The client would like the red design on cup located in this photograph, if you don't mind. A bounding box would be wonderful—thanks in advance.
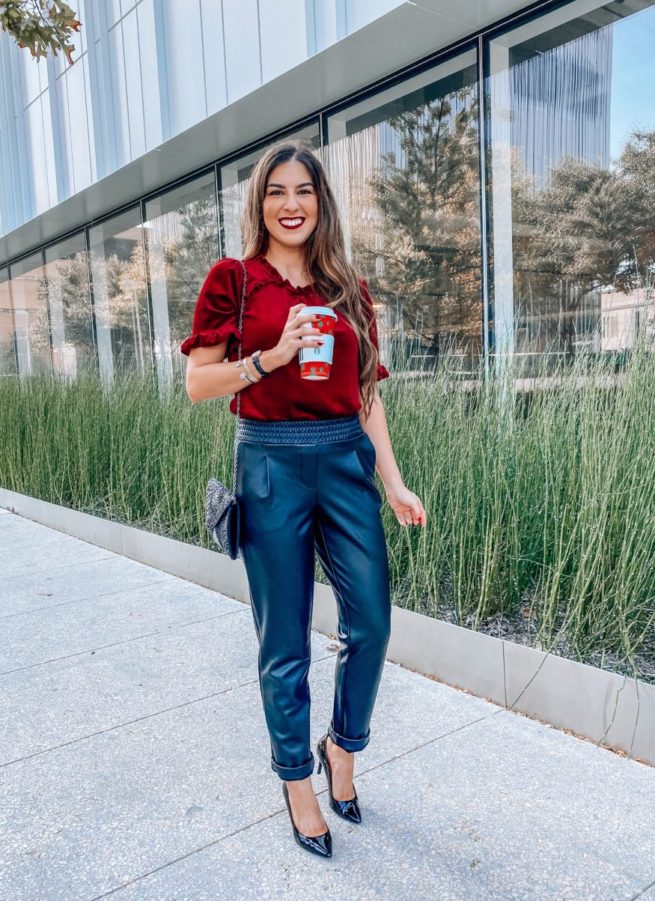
[298,306,338,381]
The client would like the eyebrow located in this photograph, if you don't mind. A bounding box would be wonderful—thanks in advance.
[266,182,314,188]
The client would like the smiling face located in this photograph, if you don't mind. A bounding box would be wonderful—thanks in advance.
[262,160,319,252]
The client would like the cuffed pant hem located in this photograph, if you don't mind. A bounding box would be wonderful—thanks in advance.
[328,724,371,752]
[271,752,315,781]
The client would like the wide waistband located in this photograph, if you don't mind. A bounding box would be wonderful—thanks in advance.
[236,414,364,445]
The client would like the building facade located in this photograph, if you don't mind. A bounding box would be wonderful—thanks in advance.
[1,0,654,386]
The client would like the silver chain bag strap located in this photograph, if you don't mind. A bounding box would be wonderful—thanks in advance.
[204,258,248,559]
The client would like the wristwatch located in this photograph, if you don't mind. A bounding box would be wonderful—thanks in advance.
[250,349,270,377]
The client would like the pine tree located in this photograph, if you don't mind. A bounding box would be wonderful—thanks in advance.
[352,86,482,368]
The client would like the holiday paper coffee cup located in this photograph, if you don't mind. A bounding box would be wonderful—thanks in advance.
[298,306,337,380]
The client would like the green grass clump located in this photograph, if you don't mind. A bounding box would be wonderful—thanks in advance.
[1,336,654,683]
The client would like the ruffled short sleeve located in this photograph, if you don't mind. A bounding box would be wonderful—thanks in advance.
[359,278,390,381]
[179,258,243,357]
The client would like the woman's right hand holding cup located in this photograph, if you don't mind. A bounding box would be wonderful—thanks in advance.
[273,303,324,367]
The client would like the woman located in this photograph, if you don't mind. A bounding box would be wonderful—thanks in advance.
[181,139,426,858]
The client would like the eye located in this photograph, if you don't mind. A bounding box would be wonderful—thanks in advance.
[266,187,313,196]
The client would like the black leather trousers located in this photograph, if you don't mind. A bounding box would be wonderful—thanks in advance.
[235,413,391,781]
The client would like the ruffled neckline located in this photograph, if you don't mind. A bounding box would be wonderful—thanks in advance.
[253,253,320,296]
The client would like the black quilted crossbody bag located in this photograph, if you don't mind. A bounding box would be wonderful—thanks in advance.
[204,258,248,559]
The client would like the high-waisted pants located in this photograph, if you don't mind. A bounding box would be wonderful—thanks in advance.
[235,413,392,781]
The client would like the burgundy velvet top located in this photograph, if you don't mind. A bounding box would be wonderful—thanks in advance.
[179,253,390,420]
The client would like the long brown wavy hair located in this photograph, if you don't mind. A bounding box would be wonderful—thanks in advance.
[240,139,380,420]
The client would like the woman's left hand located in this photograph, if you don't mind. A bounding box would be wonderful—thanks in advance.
[385,484,427,528]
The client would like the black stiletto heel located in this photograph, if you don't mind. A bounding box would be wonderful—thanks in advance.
[316,733,362,824]
[282,782,333,858]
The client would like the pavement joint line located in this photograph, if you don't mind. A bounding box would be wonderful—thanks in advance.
[333,711,501,786]
[1,552,119,580]
[0,531,105,550]
[0,518,82,532]
[86,712,498,900]
[0,652,338,769]
[0,577,176,621]
[88,803,293,900]
[168,606,250,630]
[629,878,655,900]
[0,550,148,586]
[0,606,251,677]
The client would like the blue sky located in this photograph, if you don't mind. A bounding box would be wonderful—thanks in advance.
[609,4,655,161]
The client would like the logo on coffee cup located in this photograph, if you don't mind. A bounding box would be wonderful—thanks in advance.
[298,306,337,381]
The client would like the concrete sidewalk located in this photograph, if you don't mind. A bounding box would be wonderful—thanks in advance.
[1,506,654,901]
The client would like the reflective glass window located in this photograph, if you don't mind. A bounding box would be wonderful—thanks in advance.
[143,170,219,385]
[487,0,655,373]
[9,252,51,375]
[89,207,152,380]
[0,267,17,375]
[44,232,95,377]
[326,49,482,375]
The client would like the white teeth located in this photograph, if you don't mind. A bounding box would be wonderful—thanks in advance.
[280,218,303,225]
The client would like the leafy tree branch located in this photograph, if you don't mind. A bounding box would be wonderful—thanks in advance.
[0,0,81,65]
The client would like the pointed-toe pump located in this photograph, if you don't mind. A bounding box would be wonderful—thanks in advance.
[282,781,333,858]
[316,733,362,824]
